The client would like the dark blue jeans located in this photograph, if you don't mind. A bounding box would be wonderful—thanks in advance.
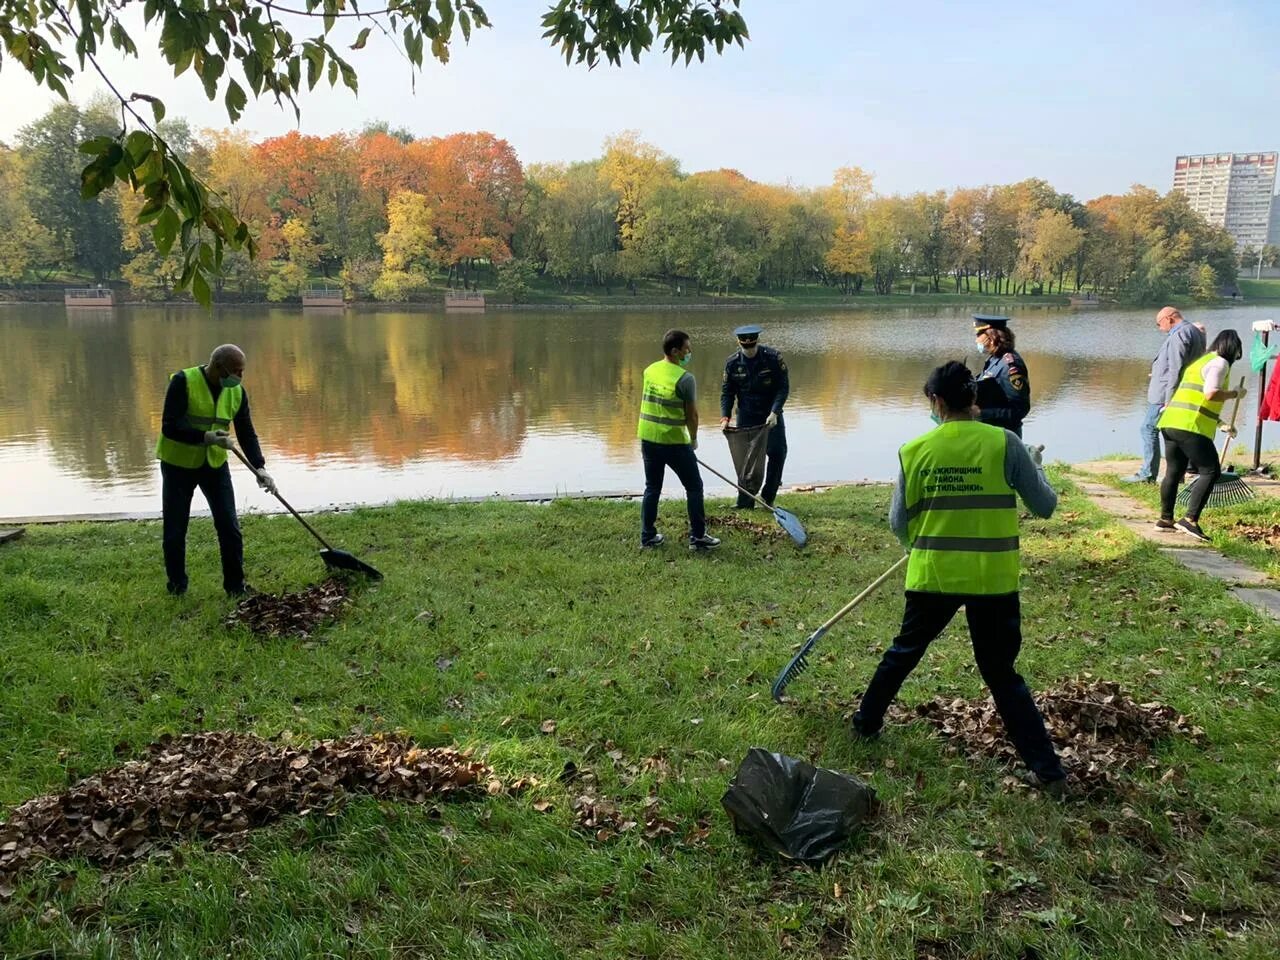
[640,440,706,543]
[1136,402,1162,480]
[857,591,1064,782]
[161,461,244,593]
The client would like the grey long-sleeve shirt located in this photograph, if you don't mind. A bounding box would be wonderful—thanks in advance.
[1148,321,1206,406]
[889,428,1056,547]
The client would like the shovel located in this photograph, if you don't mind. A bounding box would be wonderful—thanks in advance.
[229,443,383,580]
[695,456,807,546]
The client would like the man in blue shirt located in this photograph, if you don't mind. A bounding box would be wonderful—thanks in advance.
[719,324,790,507]
[1123,306,1206,484]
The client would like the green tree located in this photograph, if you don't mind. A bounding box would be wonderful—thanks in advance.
[1191,262,1219,301]
[0,1,748,303]
[17,100,125,282]
[496,258,536,303]
[0,147,57,282]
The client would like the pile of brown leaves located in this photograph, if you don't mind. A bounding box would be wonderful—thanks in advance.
[1227,520,1280,547]
[890,677,1204,794]
[225,579,350,638]
[0,731,493,878]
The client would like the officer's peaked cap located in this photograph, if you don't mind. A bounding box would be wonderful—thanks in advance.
[734,324,763,339]
[973,314,1010,332]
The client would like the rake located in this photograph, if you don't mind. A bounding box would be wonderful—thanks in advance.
[695,456,807,547]
[771,554,907,702]
[1175,376,1255,510]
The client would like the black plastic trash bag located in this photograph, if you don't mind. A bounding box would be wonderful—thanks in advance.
[720,748,875,865]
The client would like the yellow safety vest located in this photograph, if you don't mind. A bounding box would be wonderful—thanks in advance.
[636,359,690,444]
[154,366,243,469]
[1157,353,1228,439]
[901,420,1020,595]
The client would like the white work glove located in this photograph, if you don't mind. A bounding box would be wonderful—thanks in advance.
[255,468,277,496]
[204,430,231,449]
[1025,443,1045,466]
[1219,423,1238,439]
[690,436,699,451]
[1235,384,1248,403]
[765,411,778,428]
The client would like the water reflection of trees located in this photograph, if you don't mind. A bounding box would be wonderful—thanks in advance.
[0,306,1169,483]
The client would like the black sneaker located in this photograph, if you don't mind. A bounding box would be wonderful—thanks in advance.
[1018,770,1069,800]
[1174,518,1211,543]
[688,534,721,551]
[166,582,187,597]
[1155,518,1176,531]
[851,711,881,740]
[640,533,665,549]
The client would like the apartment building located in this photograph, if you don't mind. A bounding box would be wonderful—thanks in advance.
[1172,152,1277,249]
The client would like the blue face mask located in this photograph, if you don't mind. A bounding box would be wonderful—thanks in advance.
[221,374,242,388]
[975,340,986,355]
[678,351,692,368]
[930,412,941,425]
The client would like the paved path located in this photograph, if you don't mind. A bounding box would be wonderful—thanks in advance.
[1072,475,1280,621]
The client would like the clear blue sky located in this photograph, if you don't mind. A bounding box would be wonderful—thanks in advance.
[1,0,1277,200]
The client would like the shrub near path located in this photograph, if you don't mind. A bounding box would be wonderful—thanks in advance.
[0,480,1277,958]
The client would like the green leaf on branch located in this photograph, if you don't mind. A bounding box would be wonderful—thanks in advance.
[191,268,212,307]
[225,80,248,122]
[351,27,371,51]
[154,206,180,256]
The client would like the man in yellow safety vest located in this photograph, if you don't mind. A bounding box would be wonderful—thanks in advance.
[155,344,275,596]
[636,330,720,551]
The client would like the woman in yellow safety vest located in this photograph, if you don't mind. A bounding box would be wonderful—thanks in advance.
[1155,330,1245,543]
[851,361,1067,797]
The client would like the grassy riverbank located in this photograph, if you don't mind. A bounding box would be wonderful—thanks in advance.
[1,482,1277,958]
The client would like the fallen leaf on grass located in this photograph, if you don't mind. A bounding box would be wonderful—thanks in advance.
[539,720,558,735]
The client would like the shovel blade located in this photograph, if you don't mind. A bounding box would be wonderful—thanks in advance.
[772,507,807,547]
[320,548,383,580]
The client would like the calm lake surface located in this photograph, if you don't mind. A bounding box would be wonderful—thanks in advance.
[1,302,1275,519]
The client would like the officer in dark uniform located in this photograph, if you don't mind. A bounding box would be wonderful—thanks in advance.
[720,323,790,507]
[973,315,1031,438]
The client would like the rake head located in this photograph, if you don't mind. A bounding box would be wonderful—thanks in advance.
[1175,472,1255,510]
[771,633,820,702]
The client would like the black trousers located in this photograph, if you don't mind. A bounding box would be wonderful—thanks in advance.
[1159,427,1220,522]
[736,416,788,507]
[857,591,1064,782]
[640,440,706,542]
[161,461,244,593]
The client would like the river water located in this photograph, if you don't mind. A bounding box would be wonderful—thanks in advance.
[1,302,1274,519]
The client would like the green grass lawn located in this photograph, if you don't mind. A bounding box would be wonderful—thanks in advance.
[1238,278,1280,301]
[1,482,1277,958]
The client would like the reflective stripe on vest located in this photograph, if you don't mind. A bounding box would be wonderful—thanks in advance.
[900,420,1020,595]
[154,366,244,469]
[1157,353,1226,439]
[637,359,690,444]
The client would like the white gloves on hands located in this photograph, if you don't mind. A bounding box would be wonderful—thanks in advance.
[765,411,778,428]
[255,468,277,496]
[1235,384,1248,403]
[1219,423,1238,438]
[204,430,231,449]
[1025,443,1045,466]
